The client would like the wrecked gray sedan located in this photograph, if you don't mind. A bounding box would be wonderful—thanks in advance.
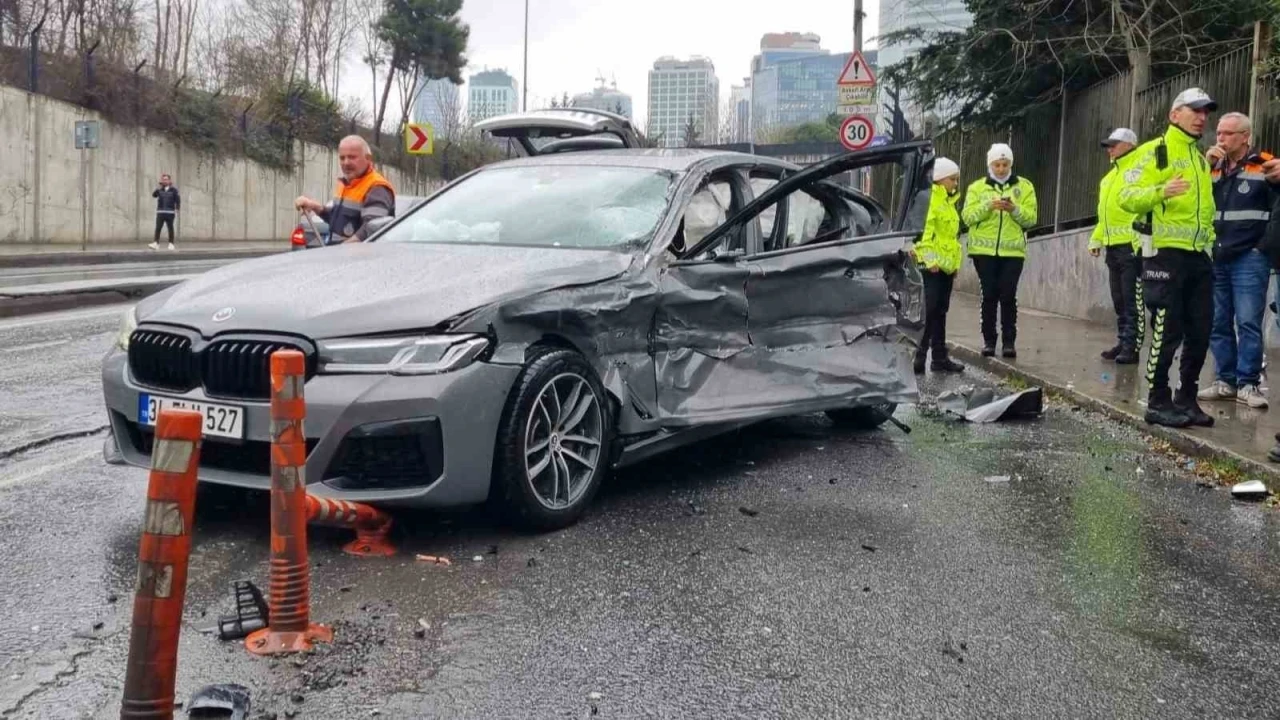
[102,110,932,530]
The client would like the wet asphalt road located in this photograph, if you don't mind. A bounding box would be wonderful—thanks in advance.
[2,307,1280,719]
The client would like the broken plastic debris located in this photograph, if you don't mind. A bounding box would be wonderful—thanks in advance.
[588,692,604,701]
[937,385,1043,423]
[472,555,484,563]
[217,580,269,641]
[186,683,251,719]
[1231,480,1269,499]
[415,554,452,566]
[984,475,1012,483]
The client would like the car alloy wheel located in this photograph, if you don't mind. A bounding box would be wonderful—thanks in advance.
[523,372,604,510]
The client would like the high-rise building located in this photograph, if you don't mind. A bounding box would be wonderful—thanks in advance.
[571,80,634,120]
[647,56,720,148]
[411,78,461,138]
[748,32,878,142]
[468,69,520,124]
[728,81,751,143]
[876,0,972,123]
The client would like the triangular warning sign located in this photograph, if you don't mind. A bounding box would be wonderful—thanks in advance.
[837,50,876,86]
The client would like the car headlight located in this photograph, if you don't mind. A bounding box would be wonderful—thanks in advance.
[317,334,490,375]
[116,306,138,351]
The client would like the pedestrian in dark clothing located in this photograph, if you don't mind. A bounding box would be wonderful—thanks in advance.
[150,173,180,251]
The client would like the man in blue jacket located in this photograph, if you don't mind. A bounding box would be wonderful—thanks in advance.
[1197,112,1278,410]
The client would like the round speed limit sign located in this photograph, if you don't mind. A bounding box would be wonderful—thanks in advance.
[839,115,875,152]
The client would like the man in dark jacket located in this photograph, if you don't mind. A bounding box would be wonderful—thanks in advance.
[150,174,180,251]
[1197,113,1277,410]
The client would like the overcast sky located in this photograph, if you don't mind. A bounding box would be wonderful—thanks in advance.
[339,0,882,129]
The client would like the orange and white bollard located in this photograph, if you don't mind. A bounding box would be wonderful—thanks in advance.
[245,350,332,656]
[120,408,203,720]
[306,495,396,557]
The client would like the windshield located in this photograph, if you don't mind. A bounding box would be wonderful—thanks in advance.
[378,165,674,249]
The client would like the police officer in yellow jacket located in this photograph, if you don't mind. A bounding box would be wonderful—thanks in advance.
[1090,128,1143,364]
[1119,87,1218,429]
[962,143,1038,358]
[912,157,965,375]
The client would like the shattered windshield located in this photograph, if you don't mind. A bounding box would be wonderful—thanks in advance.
[378,165,674,249]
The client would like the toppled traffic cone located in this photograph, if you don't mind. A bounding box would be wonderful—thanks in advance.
[120,408,203,720]
[245,350,332,656]
[306,495,395,557]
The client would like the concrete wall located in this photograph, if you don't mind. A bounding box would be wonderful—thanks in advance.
[0,85,445,246]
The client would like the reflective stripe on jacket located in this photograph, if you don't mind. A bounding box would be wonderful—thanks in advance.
[1089,150,1140,251]
[914,183,963,274]
[1117,124,1216,254]
[1211,148,1275,263]
[961,174,1038,258]
[320,166,396,241]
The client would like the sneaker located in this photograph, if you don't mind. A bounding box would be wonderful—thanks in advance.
[1197,380,1237,401]
[167,242,176,251]
[1237,384,1269,409]
[147,241,158,250]
[931,359,965,373]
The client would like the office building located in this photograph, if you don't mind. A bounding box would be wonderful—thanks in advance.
[468,69,520,124]
[749,32,878,141]
[571,80,634,120]
[411,78,461,138]
[647,56,720,147]
[728,81,751,143]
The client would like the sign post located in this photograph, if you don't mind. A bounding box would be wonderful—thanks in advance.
[404,122,434,155]
[75,120,100,251]
[836,49,878,117]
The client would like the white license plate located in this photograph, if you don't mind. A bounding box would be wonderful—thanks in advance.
[138,393,245,440]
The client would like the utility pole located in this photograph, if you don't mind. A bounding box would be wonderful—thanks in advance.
[854,0,864,52]
[522,0,529,112]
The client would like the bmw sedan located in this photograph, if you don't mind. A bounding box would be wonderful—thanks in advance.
[102,109,932,530]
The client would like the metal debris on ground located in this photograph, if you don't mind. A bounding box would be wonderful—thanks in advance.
[415,555,452,566]
[738,506,759,517]
[937,385,1043,423]
[185,683,251,719]
[1231,480,1270,500]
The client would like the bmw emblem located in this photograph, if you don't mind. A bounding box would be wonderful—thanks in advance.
[212,307,236,323]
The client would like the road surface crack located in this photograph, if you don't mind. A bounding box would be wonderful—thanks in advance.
[0,426,109,461]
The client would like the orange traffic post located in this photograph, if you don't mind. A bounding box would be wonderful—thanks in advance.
[245,349,333,656]
[305,495,396,557]
[120,408,203,720]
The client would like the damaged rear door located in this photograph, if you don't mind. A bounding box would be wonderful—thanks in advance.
[663,142,935,423]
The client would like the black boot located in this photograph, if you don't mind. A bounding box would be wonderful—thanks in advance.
[1114,347,1139,365]
[932,358,965,373]
[1174,384,1215,427]
[1101,344,1122,360]
[1002,344,1017,359]
[981,346,996,357]
[914,352,926,375]
[1145,388,1192,428]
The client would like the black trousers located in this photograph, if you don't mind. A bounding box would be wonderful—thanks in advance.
[1143,248,1213,393]
[154,214,175,243]
[971,255,1024,347]
[918,270,955,360]
[1105,245,1143,350]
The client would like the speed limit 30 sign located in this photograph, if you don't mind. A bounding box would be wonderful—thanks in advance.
[839,115,875,152]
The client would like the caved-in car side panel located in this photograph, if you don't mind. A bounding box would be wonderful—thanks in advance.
[452,272,664,436]
[652,262,753,422]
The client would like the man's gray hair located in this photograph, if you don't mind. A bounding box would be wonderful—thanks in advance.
[1221,112,1253,134]
[339,134,373,157]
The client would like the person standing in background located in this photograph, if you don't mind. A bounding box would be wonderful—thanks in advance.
[1089,128,1143,365]
[149,173,180,251]
[962,143,1039,359]
[912,157,966,375]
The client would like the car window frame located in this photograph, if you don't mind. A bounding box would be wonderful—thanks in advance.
[664,169,753,263]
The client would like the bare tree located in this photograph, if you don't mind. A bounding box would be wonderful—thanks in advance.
[355,0,386,120]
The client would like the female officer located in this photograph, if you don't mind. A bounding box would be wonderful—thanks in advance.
[913,157,965,375]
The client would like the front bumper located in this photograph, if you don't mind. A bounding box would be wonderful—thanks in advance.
[101,348,521,508]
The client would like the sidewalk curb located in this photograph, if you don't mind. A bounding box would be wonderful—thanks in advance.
[0,280,182,319]
[946,341,1280,483]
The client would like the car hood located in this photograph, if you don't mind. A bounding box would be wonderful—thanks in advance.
[138,242,636,338]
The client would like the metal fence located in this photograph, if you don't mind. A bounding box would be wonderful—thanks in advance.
[925,41,1267,236]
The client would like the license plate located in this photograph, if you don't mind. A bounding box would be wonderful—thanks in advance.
[138,394,245,440]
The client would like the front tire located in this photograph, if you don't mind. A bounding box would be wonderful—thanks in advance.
[492,347,613,531]
[825,403,897,430]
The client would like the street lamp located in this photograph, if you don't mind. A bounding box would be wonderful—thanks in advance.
[522,0,529,112]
